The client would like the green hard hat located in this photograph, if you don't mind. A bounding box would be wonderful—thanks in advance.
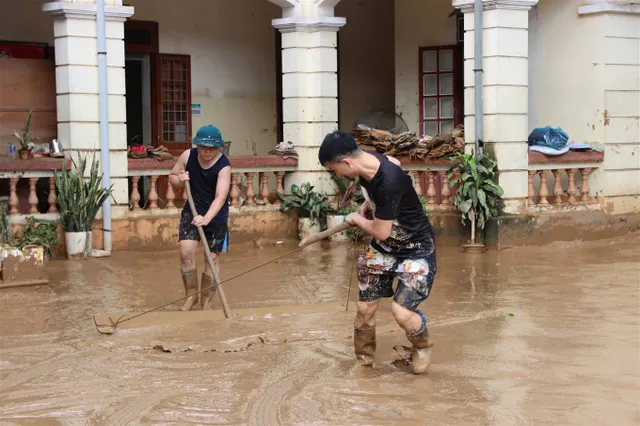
[193,125,224,147]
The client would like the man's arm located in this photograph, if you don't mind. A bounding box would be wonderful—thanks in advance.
[347,183,399,241]
[348,214,393,241]
[202,165,231,222]
[168,149,190,188]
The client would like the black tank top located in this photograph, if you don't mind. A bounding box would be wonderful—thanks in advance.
[183,148,230,226]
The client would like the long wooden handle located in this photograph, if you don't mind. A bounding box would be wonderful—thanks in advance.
[184,179,232,319]
[298,221,352,248]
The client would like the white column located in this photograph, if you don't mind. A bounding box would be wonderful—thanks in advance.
[43,1,133,219]
[271,0,346,194]
[454,0,537,214]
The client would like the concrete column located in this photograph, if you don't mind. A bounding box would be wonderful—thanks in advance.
[43,1,134,219]
[271,0,346,194]
[454,0,538,214]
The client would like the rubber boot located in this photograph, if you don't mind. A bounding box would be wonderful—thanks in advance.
[180,268,199,311]
[201,273,217,310]
[354,325,376,366]
[406,317,433,374]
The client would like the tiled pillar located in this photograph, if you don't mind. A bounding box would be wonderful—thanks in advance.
[454,0,537,214]
[271,0,346,194]
[43,1,134,219]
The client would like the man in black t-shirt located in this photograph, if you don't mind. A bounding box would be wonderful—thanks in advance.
[319,130,437,375]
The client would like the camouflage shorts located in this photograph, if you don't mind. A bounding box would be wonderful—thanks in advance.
[357,246,437,311]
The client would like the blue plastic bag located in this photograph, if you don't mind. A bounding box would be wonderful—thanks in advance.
[528,126,569,150]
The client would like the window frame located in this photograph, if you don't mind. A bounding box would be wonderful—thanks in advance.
[155,53,192,154]
[418,45,462,137]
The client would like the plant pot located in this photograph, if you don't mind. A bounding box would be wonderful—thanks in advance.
[18,149,32,160]
[64,231,92,259]
[326,215,350,242]
[298,218,321,240]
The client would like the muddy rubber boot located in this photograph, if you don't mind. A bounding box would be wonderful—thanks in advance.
[180,268,199,311]
[406,327,434,375]
[354,325,376,366]
[201,273,217,310]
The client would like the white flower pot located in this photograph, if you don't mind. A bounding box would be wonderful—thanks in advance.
[298,218,321,240]
[65,231,92,259]
[326,215,350,242]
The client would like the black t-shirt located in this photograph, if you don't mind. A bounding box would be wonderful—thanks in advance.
[360,151,435,259]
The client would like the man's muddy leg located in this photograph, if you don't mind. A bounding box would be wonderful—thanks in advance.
[354,300,379,366]
[179,240,199,311]
[202,251,219,310]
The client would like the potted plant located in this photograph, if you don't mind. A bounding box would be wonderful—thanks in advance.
[276,183,331,240]
[14,109,37,160]
[54,154,114,259]
[447,151,504,252]
[326,175,365,242]
[13,216,60,260]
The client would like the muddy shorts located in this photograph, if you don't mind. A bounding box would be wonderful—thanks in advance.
[178,210,229,254]
[357,246,436,312]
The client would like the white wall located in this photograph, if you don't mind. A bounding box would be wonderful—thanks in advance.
[395,0,459,135]
[127,0,280,156]
[529,0,640,213]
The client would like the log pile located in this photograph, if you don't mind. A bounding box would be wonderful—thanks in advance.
[350,124,465,160]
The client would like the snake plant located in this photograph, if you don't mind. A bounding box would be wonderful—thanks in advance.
[54,154,114,233]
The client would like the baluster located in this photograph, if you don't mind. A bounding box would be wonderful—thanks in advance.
[245,173,256,206]
[579,168,592,202]
[426,171,437,206]
[537,170,549,205]
[552,169,563,204]
[9,178,19,215]
[260,172,270,205]
[148,176,159,210]
[130,176,141,210]
[528,170,536,206]
[439,171,451,206]
[567,168,577,204]
[255,173,265,205]
[452,170,461,201]
[273,171,285,205]
[166,178,175,208]
[48,177,58,213]
[230,173,240,207]
[411,171,423,196]
[28,178,39,214]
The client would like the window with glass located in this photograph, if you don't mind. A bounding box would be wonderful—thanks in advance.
[419,46,461,137]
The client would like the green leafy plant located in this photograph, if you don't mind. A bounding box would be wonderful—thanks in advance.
[276,183,331,225]
[330,174,365,215]
[0,199,10,245]
[14,109,37,151]
[54,154,114,233]
[14,216,60,257]
[447,152,503,245]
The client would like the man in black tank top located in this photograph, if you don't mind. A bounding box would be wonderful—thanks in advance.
[319,130,437,375]
[169,125,231,311]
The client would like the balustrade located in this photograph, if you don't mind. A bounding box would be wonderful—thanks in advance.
[528,167,596,207]
[404,168,456,210]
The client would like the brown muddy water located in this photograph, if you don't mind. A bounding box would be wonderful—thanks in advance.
[1,234,639,425]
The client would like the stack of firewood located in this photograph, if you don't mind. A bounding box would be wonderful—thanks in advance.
[350,125,465,160]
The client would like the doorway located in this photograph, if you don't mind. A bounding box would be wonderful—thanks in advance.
[125,53,152,146]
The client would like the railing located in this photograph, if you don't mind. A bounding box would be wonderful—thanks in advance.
[0,158,68,221]
[400,158,457,210]
[527,151,604,209]
[128,155,297,214]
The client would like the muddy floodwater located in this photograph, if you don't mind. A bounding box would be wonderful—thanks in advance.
[1,233,639,425]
